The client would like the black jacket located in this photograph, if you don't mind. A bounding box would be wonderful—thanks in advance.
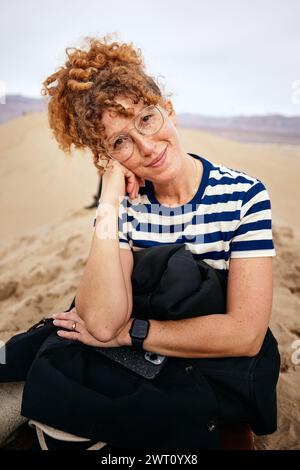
[0,244,280,450]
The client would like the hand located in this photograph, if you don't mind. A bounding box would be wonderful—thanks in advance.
[101,159,144,201]
[52,307,122,348]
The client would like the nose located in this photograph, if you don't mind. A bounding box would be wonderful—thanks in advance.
[132,130,157,157]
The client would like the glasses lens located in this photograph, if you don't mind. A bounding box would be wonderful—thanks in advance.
[107,135,133,161]
[107,106,164,161]
[135,105,163,135]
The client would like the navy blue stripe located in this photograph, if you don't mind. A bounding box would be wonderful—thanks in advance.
[207,175,254,187]
[210,165,258,185]
[231,239,274,251]
[234,220,272,238]
[121,202,201,216]
[244,200,271,217]
[129,240,181,248]
[202,191,246,204]
[204,230,234,243]
[193,249,231,261]
[210,165,236,175]
[242,181,265,206]
[204,210,240,223]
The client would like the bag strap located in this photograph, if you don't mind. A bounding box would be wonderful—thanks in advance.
[29,420,107,450]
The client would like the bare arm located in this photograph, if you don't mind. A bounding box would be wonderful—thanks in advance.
[75,200,128,341]
[118,257,274,358]
[75,161,137,342]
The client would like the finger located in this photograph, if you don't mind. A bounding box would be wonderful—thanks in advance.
[134,182,140,199]
[129,180,139,199]
[53,311,83,324]
[57,330,79,341]
[53,319,81,331]
[124,169,137,188]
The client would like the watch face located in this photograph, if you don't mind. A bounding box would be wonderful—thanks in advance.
[131,319,149,339]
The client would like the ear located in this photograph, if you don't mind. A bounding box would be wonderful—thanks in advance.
[164,99,176,126]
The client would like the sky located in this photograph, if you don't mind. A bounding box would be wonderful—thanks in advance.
[0,0,299,116]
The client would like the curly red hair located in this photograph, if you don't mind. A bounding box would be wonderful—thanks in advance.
[41,34,170,175]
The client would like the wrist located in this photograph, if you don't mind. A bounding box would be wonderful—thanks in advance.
[116,318,133,347]
[99,191,123,206]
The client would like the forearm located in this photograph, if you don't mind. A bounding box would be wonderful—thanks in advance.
[119,314,259,358]
[75,198,128,341]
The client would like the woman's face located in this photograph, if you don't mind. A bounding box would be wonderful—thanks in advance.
[101,96,186,183]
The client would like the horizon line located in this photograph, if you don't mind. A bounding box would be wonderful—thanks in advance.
[2,93,300,119]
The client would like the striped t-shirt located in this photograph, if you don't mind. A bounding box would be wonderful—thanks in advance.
[94,153,276,270]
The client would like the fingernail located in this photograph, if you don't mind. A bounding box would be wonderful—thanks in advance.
[53,314,57,318]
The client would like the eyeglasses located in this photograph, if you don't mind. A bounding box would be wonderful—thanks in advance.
[106,105,164,162]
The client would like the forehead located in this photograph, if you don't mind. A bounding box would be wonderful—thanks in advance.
[101,97,146,140]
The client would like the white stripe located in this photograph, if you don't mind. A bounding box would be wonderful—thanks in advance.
[201,258,228,270]
[205,181,254,196]
[241,208,272,225]
[231,229,273,243]
[230,249,276,258]
[240,188,269,218]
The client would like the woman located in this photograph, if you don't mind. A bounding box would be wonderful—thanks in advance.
[44,36,275,358]
[32,35,277,449]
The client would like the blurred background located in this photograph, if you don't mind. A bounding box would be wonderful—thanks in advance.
[0,0,299,450]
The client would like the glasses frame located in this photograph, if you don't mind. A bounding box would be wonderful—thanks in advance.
[105,104,165,162]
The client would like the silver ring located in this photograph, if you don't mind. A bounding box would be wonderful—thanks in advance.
[71,321,76,331]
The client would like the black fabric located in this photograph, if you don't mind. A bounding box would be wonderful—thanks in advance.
[0,243,280,449]
[132,244,228,320]
[21,332,220,450]
[0,302,74,382]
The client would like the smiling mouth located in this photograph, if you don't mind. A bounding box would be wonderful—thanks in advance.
[146,147,167,167]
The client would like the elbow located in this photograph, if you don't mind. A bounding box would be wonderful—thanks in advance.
[86,305,131,343]
[85,315,117,343]
[75,304,117,343]
[75,296,128,342]
[244,333,264,357]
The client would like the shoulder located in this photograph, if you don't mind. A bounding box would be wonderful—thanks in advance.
[208,159,260,188]
[206,158,270,204]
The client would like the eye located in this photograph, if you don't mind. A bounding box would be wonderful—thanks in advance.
[113,137,124,149]
[113,135,131,150]
[139,113,153,128]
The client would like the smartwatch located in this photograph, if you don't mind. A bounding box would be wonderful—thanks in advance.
[129,318,150,351]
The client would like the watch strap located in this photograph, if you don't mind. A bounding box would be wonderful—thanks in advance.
[131,336,144,351]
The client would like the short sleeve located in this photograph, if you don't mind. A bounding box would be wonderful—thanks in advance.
[230,180,276,258]
[92,199,131,250]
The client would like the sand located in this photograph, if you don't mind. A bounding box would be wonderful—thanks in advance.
[0,112,299,449]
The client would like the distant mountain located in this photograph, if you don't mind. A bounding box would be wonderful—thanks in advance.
[1,95,299,145]
[0,94,48,124]
[177,113,300,145]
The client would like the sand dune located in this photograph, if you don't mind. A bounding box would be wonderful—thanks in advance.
[0,112,299,449]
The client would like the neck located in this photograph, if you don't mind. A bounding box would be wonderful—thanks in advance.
[153,153,202,206]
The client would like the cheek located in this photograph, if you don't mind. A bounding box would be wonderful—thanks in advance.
[159,123,178,145]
